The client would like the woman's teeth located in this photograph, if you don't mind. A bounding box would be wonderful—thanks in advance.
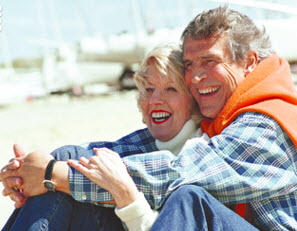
[151,112,171,122]
[199,87,219,95]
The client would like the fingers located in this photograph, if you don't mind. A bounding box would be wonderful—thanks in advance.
[2,159,18,171]
[0,145,25,180]
[2,184,27,208]
[2,185,19,196]
[93,147,115,155]
[68,159,86,172]
[0,165,19,181]
[9,191,26,208]
[79,157,89,166]
[7,159,21,170]
[2,186,13,196]
[67,159,79,169]
[13,144,26,158]
[68,159,89,176]
[0,144,25,182]
[1,176,23,191]
[14,196,27,209]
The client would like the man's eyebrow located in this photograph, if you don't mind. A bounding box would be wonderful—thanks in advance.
[200,54,219,60]
[183,52,221,64]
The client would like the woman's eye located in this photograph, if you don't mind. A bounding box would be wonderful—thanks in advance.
[145,88,153,92]
[184,62,193,69]
[167,87,177,92]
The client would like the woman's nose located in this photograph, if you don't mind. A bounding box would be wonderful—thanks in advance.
[150,91,164,105]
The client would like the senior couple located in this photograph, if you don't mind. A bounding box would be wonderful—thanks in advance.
[2,6,297,230]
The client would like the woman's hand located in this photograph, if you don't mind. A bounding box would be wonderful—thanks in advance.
[67,148,140,208]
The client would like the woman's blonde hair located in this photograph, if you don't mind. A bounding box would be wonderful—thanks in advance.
[134,44,202,125]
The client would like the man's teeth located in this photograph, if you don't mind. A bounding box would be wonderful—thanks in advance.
[151,112,171,122]
[199,87,219,95]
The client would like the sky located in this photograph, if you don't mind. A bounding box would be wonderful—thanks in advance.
[0,0,297,64]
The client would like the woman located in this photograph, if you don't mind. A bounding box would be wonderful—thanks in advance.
[2,44,208,231]
[68,44,209,231]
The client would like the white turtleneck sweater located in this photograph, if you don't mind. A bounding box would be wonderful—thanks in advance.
[115,120,210,231]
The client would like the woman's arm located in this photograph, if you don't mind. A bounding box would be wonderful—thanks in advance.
[115,192,159,231]
[67,147,139,208]
[67,147,158,231]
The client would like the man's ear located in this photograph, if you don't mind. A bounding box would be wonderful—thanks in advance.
[244,50,258,76]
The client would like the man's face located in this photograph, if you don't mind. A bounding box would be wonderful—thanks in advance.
[183,36,246,119]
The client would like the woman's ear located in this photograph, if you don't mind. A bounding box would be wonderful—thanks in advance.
[244,50,258,76]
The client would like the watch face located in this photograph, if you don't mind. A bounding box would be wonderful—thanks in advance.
[43,180,56,192]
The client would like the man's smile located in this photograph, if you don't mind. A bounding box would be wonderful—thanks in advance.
[198,87,219,95]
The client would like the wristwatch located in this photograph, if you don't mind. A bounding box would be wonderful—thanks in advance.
[43,159,58,192]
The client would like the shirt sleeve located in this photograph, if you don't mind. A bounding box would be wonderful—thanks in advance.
[68,128,157,203]
[114,192,159,231]
[124,112,297,209]
[70,112,297,210]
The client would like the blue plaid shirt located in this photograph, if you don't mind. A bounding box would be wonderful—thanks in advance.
[69,112,297,230]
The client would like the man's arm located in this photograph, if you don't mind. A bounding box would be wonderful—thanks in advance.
[52,161,70,194]
[0,128,157,207]
[0,150,70,199]
[69,112,297,210]
[129,112,297,208]
[66,128,157,204]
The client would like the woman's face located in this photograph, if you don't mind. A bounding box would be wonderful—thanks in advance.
[140,66,193,142]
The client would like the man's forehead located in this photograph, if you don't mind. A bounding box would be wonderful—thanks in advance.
[183,49,219,64]
[183,36,226,61]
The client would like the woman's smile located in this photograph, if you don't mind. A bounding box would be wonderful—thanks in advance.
[151,110,172,124]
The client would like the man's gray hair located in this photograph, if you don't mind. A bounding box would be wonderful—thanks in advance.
[181,5,274,62]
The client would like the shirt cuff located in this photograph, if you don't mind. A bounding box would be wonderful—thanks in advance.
[115,192,158,231]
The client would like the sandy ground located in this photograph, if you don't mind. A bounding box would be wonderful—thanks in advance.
[0,89,145,228]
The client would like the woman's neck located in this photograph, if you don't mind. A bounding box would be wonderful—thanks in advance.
[155,120,197,156]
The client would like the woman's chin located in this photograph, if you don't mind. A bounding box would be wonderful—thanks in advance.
[153,132,175,142]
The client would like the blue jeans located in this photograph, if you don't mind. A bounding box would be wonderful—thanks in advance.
[151,185,259,231]
[2,145,124,231]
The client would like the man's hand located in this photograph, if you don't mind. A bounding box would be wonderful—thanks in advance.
[1,144,27,208]
[1,148,53,199]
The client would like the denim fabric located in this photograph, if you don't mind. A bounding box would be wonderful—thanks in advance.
[2,192,124,231]
[151,185,259,231]
[2,145,125,231]
[51,144,94,160]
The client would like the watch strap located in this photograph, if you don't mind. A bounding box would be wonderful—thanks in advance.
[44,159,58,180]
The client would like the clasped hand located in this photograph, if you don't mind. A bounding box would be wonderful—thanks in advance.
[1,145,140,209]
[0,144,53,208]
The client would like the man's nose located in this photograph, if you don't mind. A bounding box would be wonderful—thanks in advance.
[191,71,207,84]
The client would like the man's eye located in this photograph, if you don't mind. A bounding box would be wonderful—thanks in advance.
[204,59,216,67]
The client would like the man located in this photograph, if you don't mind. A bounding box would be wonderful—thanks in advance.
[2,6,297,230]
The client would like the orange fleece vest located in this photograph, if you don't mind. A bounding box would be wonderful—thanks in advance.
[201,53,297,223]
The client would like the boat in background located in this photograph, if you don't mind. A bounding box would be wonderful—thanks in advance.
[0,0,296,106]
